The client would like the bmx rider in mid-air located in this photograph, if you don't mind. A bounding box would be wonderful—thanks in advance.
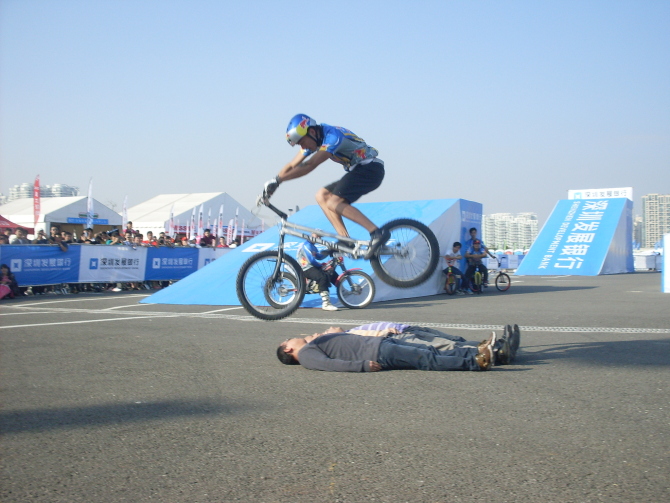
[263,114,390,259]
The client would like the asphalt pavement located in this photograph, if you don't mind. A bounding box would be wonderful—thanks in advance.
[1,272,668,502]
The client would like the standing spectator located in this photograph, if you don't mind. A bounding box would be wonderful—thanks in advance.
[33,230,49,244]
[10,229,31,244]
[144,231,157,246]
[0,264,21,299]
[216,237,228,248]
[49,226,61,243]
[125,221,137,236]
[0,235,9,245]
[200,229,215,247]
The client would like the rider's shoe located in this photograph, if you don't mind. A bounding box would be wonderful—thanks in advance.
[364,228,390,260]
[320,291,338,311]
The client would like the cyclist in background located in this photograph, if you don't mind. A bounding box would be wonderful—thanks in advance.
[297,239,339,311]
[263,114,389,259]
[465,239,489,293]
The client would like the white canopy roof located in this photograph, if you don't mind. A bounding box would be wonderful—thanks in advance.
[127,192,263,235]
[0,196,122,230]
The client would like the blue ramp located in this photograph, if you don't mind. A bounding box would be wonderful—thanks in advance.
[516,198,633,276]
[141,199,480,306]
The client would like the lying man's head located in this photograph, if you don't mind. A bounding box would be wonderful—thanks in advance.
[276,338,304,365]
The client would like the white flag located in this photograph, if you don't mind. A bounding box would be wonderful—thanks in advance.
[226,218,234,245]
[218,204,224,239]
[197,204,204,239]
[122,195,128,232]
[86,178,94,230]
[189,207,196,240]
[167,203,175,236]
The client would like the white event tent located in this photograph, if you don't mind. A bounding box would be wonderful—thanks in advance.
[0,196,122,236]
[127,193,263,238]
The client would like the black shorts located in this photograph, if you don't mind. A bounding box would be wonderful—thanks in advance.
[323,161,385,203]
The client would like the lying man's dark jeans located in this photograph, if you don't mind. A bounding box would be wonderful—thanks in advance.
[377,338,480,371]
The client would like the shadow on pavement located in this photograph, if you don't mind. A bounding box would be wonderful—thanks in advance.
[517,338,670,368]
[0,398,253,434]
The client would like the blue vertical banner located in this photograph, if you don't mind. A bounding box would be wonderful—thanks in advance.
[516,198,632,276]
[0,245,81,285]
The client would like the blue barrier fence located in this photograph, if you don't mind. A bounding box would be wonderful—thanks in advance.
[0,245,230,285]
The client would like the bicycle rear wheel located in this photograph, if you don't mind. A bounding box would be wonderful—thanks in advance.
[370,219,439,288]
[236,251,305,320]
[336,270,375,309]
[495,272,511,292]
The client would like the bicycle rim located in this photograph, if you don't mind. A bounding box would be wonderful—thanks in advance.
[495,273,511,292]
[236,251,305,320]
[337,271,375,309]
[370,219,439,288]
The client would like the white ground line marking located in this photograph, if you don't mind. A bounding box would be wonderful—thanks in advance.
[102,304,156,311]
[13,294,150,307]
[2,305,669,334]
[200,307,245,314]
[0,314,181,329]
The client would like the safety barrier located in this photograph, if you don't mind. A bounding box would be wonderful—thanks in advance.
[0,245,231,286]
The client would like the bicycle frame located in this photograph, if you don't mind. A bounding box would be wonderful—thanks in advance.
[261,198,382,282]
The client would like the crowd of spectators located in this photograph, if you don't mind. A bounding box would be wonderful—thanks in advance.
[0,221,248,298]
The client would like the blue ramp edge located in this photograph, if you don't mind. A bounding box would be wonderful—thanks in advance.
[141,199,459,306]
[516,198,633,276]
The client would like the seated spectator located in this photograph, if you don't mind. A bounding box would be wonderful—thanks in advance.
[0,235,9,245]
[216,237,228,248]
[33,230,49,244]
[133,234,144,247]
[0,263,21,299]
[10,228,31,244]
[123,230,134,245]
[443,241,465,294]
[144,231,158,246]
[200,229,216,247]
[79,227,94,243]
[107,232,123,245]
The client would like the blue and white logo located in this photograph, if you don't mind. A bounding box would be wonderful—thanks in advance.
[152,258,161,269]
[89,258,99,269]
[10,259,22,272]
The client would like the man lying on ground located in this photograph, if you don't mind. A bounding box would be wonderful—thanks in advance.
[276,326,519,372]
[338,322,520,365]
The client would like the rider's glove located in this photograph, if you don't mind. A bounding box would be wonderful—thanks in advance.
[263,176,282,198]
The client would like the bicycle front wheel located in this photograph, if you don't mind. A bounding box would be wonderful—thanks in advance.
[236,251,305,320]
[471,271,483,293]
[495,272,511,292]
[445,273,458,295]
[370,219,439,288]
[337,270,375,309]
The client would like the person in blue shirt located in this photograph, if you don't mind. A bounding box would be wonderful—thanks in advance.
[263,114,390,259]
[296,239,339,311]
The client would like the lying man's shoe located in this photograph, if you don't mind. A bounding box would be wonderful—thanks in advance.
[364,228,390,259]
[495,336,511,365]
[508,324,521,361]
[476,331,497,370]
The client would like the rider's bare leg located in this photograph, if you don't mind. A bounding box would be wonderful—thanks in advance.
[316,189,377,236]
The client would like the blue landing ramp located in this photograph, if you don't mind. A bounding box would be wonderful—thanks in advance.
[141,198,482,307]
[516,198,634,276]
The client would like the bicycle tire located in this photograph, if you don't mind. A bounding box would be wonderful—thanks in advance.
[445,273,458,295]
[495,272,511,292]
[336,270,375,309]
[471,271,482,293]
[369,219,439,288]
[236,251,305,320]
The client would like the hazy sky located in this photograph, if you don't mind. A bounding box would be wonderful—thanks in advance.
[1,0,668,226]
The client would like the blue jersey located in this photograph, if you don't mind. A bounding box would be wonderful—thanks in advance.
[296,242,329,270]
[301,124,379,171]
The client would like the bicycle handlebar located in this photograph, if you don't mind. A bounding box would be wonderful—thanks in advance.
[256,192,289,221]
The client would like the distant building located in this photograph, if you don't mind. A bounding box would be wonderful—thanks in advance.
[641,193,670,248]
[2,182,80,204]
[633,215,643,247]
[483,212,539,249]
